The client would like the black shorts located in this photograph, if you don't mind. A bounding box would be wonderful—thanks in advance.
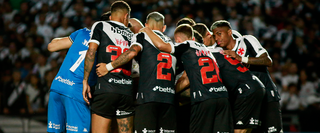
[252,101,283,133]
[134,102,176,133]
[233,86,264,129]
[190,98,233,133]
[91,93,134,119]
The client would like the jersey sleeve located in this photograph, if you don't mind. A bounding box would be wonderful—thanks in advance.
[68,28,83,43]
[165,36,175,54]
[130,32,144,51]
[88,22,103,45]
[231,30,242,39]
[243,35,268,57]
[174,42,189,58]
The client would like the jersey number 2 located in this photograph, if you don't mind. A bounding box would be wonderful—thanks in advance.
[198,57,221,84]
[157,53,172,81]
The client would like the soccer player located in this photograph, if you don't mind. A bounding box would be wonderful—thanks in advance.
[176,17,196,27]
[47,24,96,133]
[144,24,233,133]
[211,20,283,133]
[207,46,265,133]
[82,1,134,133]
[95,11,177,133]
[192,23,242,48]
[46,11,114,133]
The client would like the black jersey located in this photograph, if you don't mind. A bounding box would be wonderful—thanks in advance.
[89,20,134,96]
[132,30,177,105]
[232,35,280,102]
[208,47,265,98]
[174,40,228,105]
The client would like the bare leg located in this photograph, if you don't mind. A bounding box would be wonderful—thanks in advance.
[110,117,119,133]
[117,116,133,133]
[91,113,112,133]
[234,128,252,133]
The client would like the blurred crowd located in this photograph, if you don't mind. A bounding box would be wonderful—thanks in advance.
[1,0,320,132]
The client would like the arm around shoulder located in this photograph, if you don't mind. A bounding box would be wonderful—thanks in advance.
[47,37,72,52]
[142,27,173,53]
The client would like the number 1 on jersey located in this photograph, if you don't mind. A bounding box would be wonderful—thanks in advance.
[70,50,87,72]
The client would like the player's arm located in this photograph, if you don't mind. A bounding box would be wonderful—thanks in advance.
[47,37,72,52]
[96,45,141,77]
[223,35,272,67]
[175,71,190,93]
[140,27,173,53]
[83,42,98,104]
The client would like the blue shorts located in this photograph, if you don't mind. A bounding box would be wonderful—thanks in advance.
[47,91,91,133]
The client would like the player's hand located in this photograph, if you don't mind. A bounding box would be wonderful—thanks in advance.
[223,50,242,61]
[96,63,108,77]
[82,80,91,105]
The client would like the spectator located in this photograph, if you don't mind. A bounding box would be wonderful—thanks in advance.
[280,83,301,113]
[19,37,40,60]
[54,17,74,38]
[25,74,45,114]
[282,62,299,90]
[3,70,28,115]
[32,54,51,83]
[299,69,317,108]
[36,13,53,50]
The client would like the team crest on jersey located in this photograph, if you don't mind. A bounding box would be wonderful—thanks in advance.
[238,47,245,55]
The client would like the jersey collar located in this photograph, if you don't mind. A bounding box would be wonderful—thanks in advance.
[152,30,163,36]
[231,38,241,51]
[109,20,126,27]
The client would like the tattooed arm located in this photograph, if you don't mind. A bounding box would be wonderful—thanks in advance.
[96,45,141,77]
[82,42,98,105]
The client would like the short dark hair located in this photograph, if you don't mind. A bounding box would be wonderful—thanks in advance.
[174,24,193,39]
[193,30,203,43]
[100,11,111,21]
[193,23,210,37]
[176,18,196,27]
[210,20,232,31]
[111,1,131,13]
[101,11,132,27]
[146,11,165,23]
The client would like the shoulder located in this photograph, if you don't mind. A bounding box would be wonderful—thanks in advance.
[207,46,223,53]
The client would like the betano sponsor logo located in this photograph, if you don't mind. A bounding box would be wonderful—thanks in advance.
[55,76,75,86]
[110,27,133,40]
[209,86,227,92]
[153,86,175,94]
[108,78,132,85]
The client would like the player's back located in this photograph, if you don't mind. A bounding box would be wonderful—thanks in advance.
[90,20,134,96]
[174,40,228,104]
[133,30,177,105]
[51,28,96,103]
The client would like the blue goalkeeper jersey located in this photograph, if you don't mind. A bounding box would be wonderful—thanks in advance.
[50,28,97,103]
